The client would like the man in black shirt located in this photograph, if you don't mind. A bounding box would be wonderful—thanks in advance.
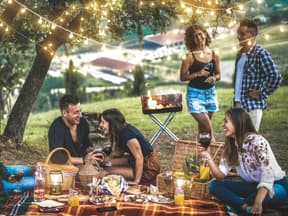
[48,94,97,165]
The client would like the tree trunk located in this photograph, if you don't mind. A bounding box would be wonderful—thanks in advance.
[3,47,53,143]
[3,13,82,143]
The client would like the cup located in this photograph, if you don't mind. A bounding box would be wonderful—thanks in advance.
[199,132,211,149]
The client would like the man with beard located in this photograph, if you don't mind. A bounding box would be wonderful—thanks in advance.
[48,94,96,165]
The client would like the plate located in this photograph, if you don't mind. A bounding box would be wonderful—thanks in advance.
[89,196,117,205]
[147,195,173,204]
[125,185,148,195]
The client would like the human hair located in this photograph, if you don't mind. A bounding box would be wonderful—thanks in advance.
[239,18,258,36]
[223,108,257,166]
[101,108,127,149]
[59,94,80,111]
[184,25,212,51]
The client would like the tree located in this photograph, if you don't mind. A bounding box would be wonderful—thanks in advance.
[0,0,249,143]
[64,60,84,96]
[131,65,146,96]
[0,0,180,143]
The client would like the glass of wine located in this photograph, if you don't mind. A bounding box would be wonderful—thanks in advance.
[163,171,174,198]
[199,132,211,149]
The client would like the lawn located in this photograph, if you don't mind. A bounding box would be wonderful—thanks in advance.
[22,85,288,173]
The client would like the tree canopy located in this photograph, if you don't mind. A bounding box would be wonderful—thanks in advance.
[0,0,247,143]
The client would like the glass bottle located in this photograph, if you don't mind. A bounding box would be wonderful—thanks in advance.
[34,165,45,202]
[174,178,185,205]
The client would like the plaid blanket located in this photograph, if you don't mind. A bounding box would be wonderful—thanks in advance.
[1,192,227,216]
[2,192,288,216]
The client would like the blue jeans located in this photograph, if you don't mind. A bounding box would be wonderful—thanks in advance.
[209,177,288,211]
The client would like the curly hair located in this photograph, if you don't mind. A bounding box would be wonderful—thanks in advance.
[184,25,212,51]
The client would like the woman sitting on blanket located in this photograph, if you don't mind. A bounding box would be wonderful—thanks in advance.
[197,108,288,215]
[93,108,160,185]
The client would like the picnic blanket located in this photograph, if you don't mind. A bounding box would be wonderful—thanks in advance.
[1,191,287,216]
[1,191,226,216]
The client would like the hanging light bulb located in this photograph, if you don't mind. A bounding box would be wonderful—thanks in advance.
[280,26,285,32]
[248,39,252,46]
[69,32,74,39]
[38,18,43,24]
[200,51,204,58]
[20,8,26,13]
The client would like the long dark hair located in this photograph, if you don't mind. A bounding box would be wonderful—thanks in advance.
[184,25,212,51]
[101,108,127,150]
[224,108,257,166]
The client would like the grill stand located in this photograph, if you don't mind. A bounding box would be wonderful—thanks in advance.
[149,112,179,145]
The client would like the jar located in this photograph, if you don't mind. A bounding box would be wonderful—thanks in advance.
[34,165,45,202]
[174,178,185,206]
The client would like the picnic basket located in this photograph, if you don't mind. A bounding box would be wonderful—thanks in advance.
[78,162,100,193]
[156,140,224,199]
[37,147,79,191]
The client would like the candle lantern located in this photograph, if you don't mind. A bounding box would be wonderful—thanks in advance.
[49,170,63,195]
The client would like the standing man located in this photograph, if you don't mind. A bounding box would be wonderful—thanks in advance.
[48,94,97,165]
[233,19,281,131]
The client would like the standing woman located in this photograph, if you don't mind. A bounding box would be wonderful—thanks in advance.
[198,108,288,215]
[99,108,160,185]
[180,25,221,143]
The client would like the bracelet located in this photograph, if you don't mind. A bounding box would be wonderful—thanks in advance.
[202,156,212,161]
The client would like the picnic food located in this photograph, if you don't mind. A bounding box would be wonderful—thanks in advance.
[100,175,128,196]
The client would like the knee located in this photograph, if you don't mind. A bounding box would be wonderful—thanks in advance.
[208,179,219,193]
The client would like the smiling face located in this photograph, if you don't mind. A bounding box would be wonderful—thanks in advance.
[62,103,81,127]
[237,26,255,49]
[193,29,207,46]
[100,116,109,135]
[223,114,235,139]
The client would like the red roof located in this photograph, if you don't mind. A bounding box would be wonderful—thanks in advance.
[90,57,135,72]
[144,29,185,46]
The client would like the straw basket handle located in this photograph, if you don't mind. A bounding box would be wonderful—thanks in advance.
[45,147,73,165]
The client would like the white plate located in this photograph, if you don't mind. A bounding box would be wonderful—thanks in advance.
[147,195,173,204]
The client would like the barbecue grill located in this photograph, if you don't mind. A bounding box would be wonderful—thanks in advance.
[141,93,182,145]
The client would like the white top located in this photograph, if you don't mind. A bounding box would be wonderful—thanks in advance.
[234,53,247,102]
[219,134,286,197]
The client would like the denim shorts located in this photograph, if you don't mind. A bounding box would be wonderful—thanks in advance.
[186,86,219,113]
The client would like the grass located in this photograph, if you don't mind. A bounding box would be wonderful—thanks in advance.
[23,85,288,149]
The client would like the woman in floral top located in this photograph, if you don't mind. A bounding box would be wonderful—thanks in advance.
[198,108,288,215]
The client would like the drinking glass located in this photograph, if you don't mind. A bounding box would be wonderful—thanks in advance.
[199,132,211,149]
[163,171,174,197]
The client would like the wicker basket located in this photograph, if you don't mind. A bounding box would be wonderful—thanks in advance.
[78,162,100,193]
[157,140,224,199]
[37,147,79,191]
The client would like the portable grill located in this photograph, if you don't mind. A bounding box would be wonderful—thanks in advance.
[141,93,182,145]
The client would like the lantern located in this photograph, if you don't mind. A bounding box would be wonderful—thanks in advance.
[49,170,63,195]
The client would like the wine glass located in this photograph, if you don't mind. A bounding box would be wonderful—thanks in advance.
[13,167,24,193]
[163,171,173,198]
[199,132,211,149]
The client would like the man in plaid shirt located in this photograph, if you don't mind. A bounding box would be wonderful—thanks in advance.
[233,19,281,131]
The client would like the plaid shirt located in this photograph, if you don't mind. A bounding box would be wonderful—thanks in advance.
[233,44,281,111]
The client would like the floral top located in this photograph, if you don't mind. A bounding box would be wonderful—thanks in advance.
[219,134,286,196]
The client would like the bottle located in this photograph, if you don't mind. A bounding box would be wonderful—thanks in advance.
[34,165,45,202]
[174,178,185,205]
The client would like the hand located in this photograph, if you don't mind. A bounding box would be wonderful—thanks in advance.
[198,68,210,77]
[196,143,211,158]
[87,152,105,165]
[204,76,216,84]
[250,202,262,215]
[248,88,261,99]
